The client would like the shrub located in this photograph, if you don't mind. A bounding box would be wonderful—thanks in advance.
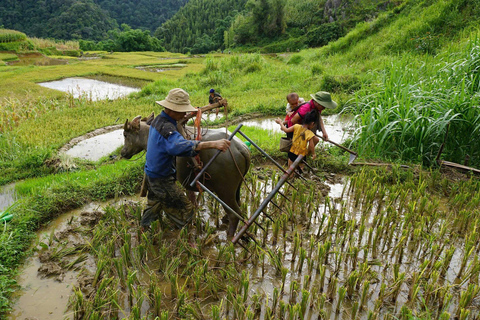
[323,74,362,93]
[287,55,303,65]
[311,63,323,75]
[0,29,27,43]
[305,23,343,48]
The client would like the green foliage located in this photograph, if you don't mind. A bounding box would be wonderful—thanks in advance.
[94,0,187,33]
[0,29,27,42]
[0,0,117,41]
[258,36,306,53]
[305,23,343,47]
[287,55,303,65]
[349,39,480,166]
[155,0,247,53]
[0,39,35,52]
[79,24,164,52]
[322,74,362,94]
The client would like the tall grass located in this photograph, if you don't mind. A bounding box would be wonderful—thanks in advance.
[29,37,79,50]
[349,37,480,166]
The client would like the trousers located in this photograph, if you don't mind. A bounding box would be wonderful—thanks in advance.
[141,175,194,229]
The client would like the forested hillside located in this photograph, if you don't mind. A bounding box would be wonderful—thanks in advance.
[0,0,116,40]
[155,0,248,53]
[93,0,188,33]
[0,0,186,40]
[156,0,402,53]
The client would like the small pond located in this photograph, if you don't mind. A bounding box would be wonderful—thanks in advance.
[38,77,140,101]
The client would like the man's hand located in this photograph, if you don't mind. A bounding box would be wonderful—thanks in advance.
[214,139,231,151]
[196,139,231,151]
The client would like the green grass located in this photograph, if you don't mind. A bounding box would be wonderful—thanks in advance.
[349,37,480,166]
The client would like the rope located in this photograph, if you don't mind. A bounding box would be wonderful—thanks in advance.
[124,150,146,161]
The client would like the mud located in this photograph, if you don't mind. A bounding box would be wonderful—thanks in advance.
[9,199,139,320]
[37,77,140,101]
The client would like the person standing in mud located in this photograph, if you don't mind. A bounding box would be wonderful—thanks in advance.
[141,88,231,230]
[289,91,337,141]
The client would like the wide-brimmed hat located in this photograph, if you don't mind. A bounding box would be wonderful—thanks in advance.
[156,88,197,112]
[310,91,337,109]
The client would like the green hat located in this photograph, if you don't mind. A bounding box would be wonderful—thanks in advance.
[310,91,337,109]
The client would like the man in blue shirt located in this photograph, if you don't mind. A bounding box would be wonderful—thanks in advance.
[141,88,231,229]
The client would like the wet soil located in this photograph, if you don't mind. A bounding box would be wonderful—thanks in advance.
[9,199,139,320]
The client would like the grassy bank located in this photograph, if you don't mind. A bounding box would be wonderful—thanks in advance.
[0,159,144,313]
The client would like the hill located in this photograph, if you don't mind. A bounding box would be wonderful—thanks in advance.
[156,0,403,53]
[93,0,188,33]
[0,0,186,40]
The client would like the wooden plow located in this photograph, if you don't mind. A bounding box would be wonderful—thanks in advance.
[189,123,306,247]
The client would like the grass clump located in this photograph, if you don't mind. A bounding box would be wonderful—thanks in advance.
[349,38,480,166]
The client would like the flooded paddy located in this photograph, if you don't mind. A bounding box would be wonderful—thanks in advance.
[38,77,140,101]
[9,166,480,319]
[135,63,187,73]
[5,52,68,66]
[9,199,140,320]
[242,114,353,142]
[64,129,124,161]
[0,183,17,212]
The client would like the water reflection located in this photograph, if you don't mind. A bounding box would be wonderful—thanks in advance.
[0,183,16,212]
[38,77,140,101]
[242,114,353,142]
[64,129,124,161]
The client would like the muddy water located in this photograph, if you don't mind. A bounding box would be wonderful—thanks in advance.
[242,114,353,142]
[38,77,140,101]
[0,183,17,212]
[6,53,68,66]
[64,129,124,161]
[135,63,186,72]
[9,199,139,320]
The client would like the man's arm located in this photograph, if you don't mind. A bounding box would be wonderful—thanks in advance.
[319,116,328,141]
[196,139,230,151]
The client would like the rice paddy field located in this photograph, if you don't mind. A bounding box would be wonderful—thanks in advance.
[35,166,480,319]
[1,0,480,317]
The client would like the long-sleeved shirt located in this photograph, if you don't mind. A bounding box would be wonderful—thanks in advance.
[145,111,200,178]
